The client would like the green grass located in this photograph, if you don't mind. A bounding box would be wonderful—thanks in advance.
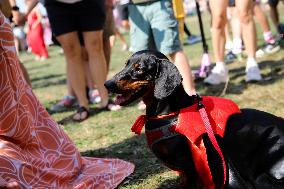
[19,10,284,189]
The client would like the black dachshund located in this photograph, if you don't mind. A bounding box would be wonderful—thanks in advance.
[105,50,284,189]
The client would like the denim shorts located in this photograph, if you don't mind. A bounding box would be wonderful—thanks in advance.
[128,0,182,55]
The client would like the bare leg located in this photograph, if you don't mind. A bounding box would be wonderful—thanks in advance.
[225,21,232,50]
[209,0,228,62]
[57,32,89,111]
[83,30,109,108]
[109,35,116,48]
[204,0,229,85]
[114,28,128,50]
[236,0,256,59]
[229,6,242,55]
[103,33,112,72]
[236,0,262,81]
[122,20,130,30]
[14,38,19,54]
[169,51,196,96]
[253,3,270,33]
[269,5,279,28]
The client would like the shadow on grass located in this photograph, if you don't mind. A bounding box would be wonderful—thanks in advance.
[195,58,284,96]
[53,99,144,124]
[56,106,127,125]
[31,74,66,89]
[80,133,180,189]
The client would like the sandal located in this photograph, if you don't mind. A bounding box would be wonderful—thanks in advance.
[73,106,89,122]
[99,99,121,111]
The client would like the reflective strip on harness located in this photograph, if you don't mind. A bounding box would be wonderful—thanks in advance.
[145,124,178,147]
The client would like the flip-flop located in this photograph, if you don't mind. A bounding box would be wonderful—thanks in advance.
[73,106,89,122]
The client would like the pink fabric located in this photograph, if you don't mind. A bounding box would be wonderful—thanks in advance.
[26,10,49,58]
[0,11,134,188]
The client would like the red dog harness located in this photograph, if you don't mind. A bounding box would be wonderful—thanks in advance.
[131,96,241,189]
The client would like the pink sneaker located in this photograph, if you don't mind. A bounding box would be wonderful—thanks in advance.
[88,89,101,104]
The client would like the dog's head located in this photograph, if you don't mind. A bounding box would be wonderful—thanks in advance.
[105,50,182,106]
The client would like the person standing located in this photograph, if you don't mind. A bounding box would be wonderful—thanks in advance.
[128,0,196,96]
[204,0,262,85]
[26,1,49,61]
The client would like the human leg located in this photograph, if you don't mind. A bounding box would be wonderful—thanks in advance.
[253,2,280,56]
[236,0,256,58]
[208,0,227,63]
[229,6,243,55]
[56,32,89,120]
[204,0,228,85]
[117,3,130,30]
[268,0,284,38]
[149,0,196,95]
[169,51,196,95]
[268,0,280,27]
[236,0,262,82]
[114,28,129,51]
[83,31,109,109]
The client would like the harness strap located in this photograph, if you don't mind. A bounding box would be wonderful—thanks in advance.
[145,124,178,147]
[131,111,179,135]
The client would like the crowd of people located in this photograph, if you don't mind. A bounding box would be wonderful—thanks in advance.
[0,0,283,188]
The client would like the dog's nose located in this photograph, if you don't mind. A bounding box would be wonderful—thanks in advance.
[104,80,117,92]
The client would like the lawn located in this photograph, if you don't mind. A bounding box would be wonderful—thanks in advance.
[19,10,284,189]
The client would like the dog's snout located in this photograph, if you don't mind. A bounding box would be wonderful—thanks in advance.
[104,80,117,92]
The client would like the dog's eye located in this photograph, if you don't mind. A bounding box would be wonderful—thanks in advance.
[136,69,144,74]
[133,64,144,74]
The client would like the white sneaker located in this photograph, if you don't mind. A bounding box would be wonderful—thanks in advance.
[245,65,262,82]
[204,65,229,85]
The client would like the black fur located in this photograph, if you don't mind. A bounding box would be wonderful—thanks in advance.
[105,50,284,189]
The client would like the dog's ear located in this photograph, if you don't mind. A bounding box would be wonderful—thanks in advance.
[154,59,182,100]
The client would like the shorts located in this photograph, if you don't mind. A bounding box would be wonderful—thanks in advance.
[128,0,182,55]
[229,0,235,7]
[103,7,116,39]
[44,0,106,37]
[117,3,129,21]
[268,0,283,7]
[229,0,260,7]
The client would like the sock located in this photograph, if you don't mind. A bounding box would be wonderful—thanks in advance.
[263,31,275,44]
[246,57,258,68]
[216,61,226,68]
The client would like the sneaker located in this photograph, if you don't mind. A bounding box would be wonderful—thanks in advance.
[256,42,280,58]
[263,42,280,54]
[225,51,237,63]
[256,48,265,58]
[204,65,229,85]
[245,65,262,82]
[88,89,101,104]
[50,95,78,112]
[184,35,202,45]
